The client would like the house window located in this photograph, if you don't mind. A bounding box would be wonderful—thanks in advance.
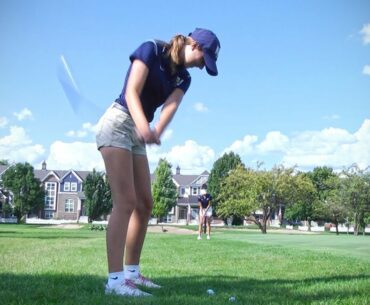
[45,182,56,209]
[44,211,54,219]
[65,199,74,212]
[192,187,198,195]
[64,182,70,192]
[71,182,77,192]
[181,188,185,196]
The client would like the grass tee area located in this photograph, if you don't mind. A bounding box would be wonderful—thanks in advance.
[0,224,369,305]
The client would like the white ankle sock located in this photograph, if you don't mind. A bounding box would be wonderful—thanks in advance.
[124,264,140,279]
[107,271,124,287]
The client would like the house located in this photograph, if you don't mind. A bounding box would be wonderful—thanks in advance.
[33,161,90,220]
[0,165,13,218]
[167,165,209,224]
[0,162,89,221]
[0,162,209,223]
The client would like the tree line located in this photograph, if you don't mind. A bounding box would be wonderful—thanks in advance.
[1,157,369,236]
[207,153,370,235]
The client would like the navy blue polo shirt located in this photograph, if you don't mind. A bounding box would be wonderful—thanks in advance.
[198,194,212,209]
[117,40,191,122]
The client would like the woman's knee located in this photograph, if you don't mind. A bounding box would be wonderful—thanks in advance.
[136,195,153,216]
[112,193,137,216]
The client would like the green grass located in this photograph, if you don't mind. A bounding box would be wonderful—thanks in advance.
[0,224,369,305]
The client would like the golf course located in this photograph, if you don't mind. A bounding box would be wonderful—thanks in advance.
[0,224,369,305]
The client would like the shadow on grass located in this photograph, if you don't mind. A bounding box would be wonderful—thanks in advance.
[0,232,99,240]
[0,273,369,305]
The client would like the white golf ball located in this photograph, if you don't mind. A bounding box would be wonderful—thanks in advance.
[229,296,236,302]
[207,289,215,295]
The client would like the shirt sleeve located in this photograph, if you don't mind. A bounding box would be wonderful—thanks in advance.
[129,41,157,68]
[175,70,191,94]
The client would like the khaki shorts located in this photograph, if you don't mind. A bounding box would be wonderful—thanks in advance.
[96,102,146,155]
[200,207,213,218]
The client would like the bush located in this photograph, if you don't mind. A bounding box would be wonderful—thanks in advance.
[90,224,107,231]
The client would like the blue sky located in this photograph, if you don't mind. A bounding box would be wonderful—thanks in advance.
[1,0,369,174]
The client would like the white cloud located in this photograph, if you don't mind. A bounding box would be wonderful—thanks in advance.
[0,117,8,128]
[0,126,45,163]
[193,102,209,112]
[66,122,99,138]
[223,135,258,156]
[161,129,173,142]
[323,114,340,120]
[360,23,370,45]
[257,131,289,153]
[147,140,215,174]
[362,65,370,75]
[46,141,104,170]
[13,108,33,121]
[222,119,370,170]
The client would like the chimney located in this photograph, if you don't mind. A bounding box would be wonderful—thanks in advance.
[42,160,47,170]
[176,165,180,175]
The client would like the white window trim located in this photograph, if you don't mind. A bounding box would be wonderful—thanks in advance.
[45,182,57,210]
[44,211,54,219]
[64,182,71,192]
[70,182,77,192]
[65,199,74,213]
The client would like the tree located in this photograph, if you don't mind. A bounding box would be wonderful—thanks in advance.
[218,165,296,234]
[285,172,320,231]
[307,166,337,202]
[151,159,177,230]
[248,166,296,233]
[2,163,45,223]
[208,152,243,212]
[217,164,256,222]
[0,160,9,166]
[340,165,370,236]
[84,169,112,222]
[324,175,348,235]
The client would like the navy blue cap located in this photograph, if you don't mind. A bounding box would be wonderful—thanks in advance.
[189,28,220,76]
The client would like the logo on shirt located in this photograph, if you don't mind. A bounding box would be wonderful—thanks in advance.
[176,77,184,86]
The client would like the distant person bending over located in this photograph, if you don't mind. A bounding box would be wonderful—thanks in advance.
[198,184,213,240]
[96,29,221,297]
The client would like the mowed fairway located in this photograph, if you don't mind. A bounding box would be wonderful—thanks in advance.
[0,225,369,305]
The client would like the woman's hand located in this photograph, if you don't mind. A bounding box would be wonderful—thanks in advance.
[136,127,161,145]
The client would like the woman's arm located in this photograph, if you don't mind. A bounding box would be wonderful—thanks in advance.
[154,88,185,138]
[125,59,160,144]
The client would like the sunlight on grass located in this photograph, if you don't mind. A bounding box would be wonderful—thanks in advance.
[0,224,369,305]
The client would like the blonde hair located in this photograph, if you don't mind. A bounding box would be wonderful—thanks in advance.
[165,34,192,74]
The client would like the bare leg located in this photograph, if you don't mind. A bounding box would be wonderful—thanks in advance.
[198,213,203,236]
[207,218,211,236]
[100,147,136,273]
[125,154,153,265]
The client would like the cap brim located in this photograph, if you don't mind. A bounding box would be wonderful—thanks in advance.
[204,52,218,76]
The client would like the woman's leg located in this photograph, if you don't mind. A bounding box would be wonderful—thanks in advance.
[207,217,211,236]
[198,212,203,237]
[124,154,153,265]
[100,147,136,273]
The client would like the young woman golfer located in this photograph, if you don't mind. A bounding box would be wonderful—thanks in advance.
[96,28,220,297]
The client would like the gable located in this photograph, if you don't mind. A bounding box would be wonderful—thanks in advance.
[39,171,60,183]
[60,170,83,183]
[189,175,209,186]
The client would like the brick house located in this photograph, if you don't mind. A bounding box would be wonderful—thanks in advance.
[166,165,209,224]
[1,162,209,223]
[0,162,89,220]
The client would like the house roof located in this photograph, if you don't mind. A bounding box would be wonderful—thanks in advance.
[1,162,207,187]
[33,168,91,182]
[177,195,199,206]
[0,165,9,176]
[172,174,199,186]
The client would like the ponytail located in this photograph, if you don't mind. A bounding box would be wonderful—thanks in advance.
[165,34,190,74]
